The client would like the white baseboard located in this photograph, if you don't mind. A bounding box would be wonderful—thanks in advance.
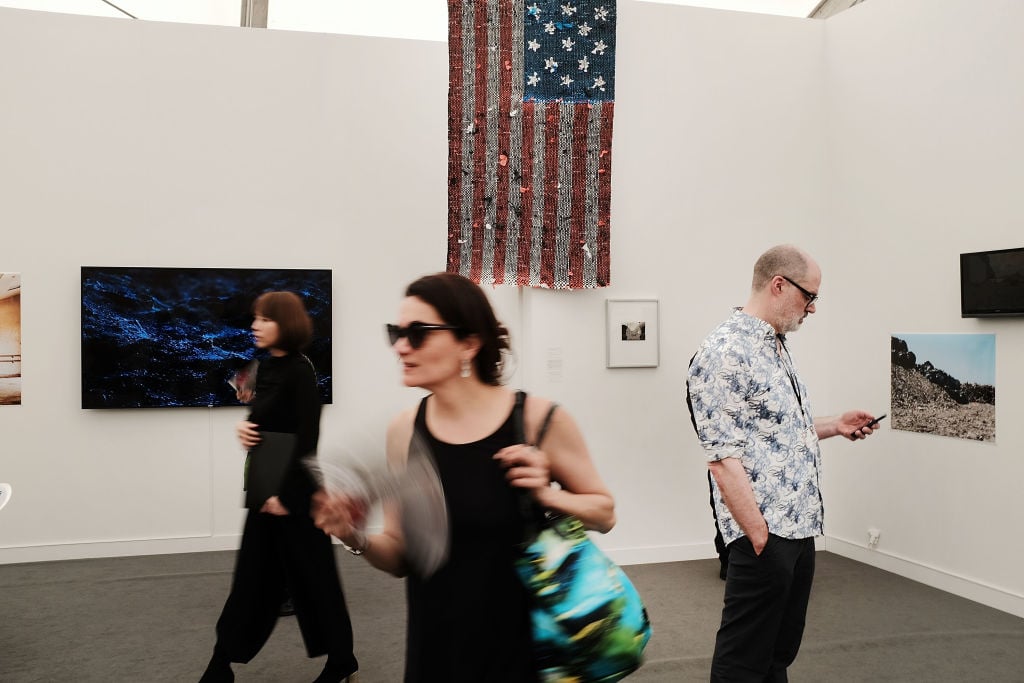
[825,535,1024,619]
[0,535,242,565]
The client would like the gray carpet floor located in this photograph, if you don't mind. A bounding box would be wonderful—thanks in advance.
[2,550,1022,682]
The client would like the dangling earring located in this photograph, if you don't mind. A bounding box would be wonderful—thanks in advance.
[460,358,472,378]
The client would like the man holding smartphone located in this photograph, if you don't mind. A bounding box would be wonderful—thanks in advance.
[686,244,881,682]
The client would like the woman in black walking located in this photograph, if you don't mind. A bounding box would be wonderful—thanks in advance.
[201,291,358,683]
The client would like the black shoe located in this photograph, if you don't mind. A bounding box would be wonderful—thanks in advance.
[199,653,234,683]
[312,658,358,683]
[280,597,296,616]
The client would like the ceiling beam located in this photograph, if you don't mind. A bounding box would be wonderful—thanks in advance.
[98,0,137,19]
[241,0,268,28]
[808,0,869,20]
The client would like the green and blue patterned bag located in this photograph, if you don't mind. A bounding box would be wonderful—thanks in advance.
[513,392,652,682]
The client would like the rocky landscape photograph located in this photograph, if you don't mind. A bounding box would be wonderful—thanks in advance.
[891,334,996,442]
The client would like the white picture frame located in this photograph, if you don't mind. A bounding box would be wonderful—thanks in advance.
[606,299,659,368]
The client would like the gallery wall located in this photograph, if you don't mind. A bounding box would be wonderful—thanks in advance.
[0,4,824,567]
[818,0,1024,616]
[1,0,1021,619]
[0,9,458,558]
[513,2,831,562]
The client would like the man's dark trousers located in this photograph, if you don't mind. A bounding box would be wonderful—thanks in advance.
[710,535,816,682]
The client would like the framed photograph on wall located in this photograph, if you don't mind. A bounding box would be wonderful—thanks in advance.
[606,299,659,368]
[0,272,21,406]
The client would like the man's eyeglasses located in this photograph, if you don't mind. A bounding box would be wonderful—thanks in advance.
[780,275,819,307]
[386,322,461,349]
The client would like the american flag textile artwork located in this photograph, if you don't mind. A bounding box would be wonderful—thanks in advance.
[447,0,616,289]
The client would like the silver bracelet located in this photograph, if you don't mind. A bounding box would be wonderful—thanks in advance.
[340,531,368,556]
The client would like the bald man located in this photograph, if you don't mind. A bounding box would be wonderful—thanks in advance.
[687,245,880,682]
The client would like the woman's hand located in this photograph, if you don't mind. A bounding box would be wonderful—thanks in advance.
[494,443,553,504]
[236,420,261,450]
[312,489,369,546]
[260,496,289,516]
[499,401,616,533]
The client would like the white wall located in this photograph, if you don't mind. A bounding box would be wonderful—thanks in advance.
[518,2,828,563]
[0,4,823,565]
[1,0,1022,619]
[819,0,1024,616]
[0,8,455,557]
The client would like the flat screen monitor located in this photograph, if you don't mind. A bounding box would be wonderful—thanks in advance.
[960,247,1024,318]
[81,267,332,409]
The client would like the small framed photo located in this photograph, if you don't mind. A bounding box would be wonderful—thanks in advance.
[606,299,659,368]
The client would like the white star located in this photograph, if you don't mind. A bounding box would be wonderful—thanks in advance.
[561,3,577,16]
[528,39,541,52]
[544,57,559,73]
[527,3,542,20]
[594,6,609,21]
[562,37,575,51]
[578,22,592,37]
[544,20,556,35]
[591,39,608,55]
[578,56,590,72]
[593,75,606,91]
[561,75,574,87]
[527,71,541,86]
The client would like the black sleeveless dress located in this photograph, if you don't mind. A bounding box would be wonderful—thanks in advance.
[404,396,538,683]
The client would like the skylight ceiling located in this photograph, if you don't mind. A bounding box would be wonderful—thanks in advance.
[0,0,825,42]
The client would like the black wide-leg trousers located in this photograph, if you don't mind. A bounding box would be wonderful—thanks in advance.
[214,509,357,673]
[710,535,816,683]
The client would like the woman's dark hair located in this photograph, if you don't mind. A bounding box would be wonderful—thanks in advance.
[252,291,313,353]
[405,273,511,386]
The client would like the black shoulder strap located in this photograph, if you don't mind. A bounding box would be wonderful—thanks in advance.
[512,390,549,539]
[685,352,700,436]
[414,394,430,430]
[513,390,527,443]
[535,404,558,447]
[512,390,558,446]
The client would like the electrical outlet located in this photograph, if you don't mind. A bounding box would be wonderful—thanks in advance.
[867,528,881,548]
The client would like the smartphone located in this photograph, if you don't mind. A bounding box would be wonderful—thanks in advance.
[863,414,887,429]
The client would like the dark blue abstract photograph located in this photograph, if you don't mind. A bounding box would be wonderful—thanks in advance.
[81,267,332,409]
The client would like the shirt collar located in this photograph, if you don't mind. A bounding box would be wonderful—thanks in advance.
[730,309,779,344]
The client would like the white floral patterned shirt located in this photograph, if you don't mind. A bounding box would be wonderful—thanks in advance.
[687,310,824,545]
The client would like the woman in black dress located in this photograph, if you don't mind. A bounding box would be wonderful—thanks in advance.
[201,291,358,683]
[314,273,616,682]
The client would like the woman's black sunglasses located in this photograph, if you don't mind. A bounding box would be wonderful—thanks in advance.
[386,322,461,349]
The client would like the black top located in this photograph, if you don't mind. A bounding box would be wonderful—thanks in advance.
[404,396,538,683]
[247,353,321,515]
